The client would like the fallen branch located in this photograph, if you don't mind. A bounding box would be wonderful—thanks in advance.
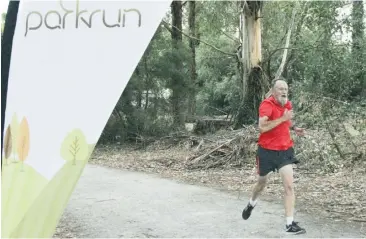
[190,137,237,164]
[323,110,345,160]
[350,218,366,223]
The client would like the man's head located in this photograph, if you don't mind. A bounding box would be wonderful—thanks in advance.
[271,78,289,106]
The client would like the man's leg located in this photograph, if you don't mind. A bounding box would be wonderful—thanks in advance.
[278,164,295,224]
[250,175,268,204]
[242,175,268,220]
[278,163,306,234]
[242,148,273,220]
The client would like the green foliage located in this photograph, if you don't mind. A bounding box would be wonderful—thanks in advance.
[195,32,238,116]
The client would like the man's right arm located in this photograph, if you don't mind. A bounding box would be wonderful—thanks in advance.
[258,108,293,133]
[258,116,286,133]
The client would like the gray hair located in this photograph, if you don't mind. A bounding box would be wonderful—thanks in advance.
[271,76,287,88]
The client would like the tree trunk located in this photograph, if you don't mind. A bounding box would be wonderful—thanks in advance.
[235,1,267,127]
[187,1,199,122]
[119,83,136,137]
[135,67,142,108]
[143,55,149,110]
[351,1,365,98]
[170,1,184,127]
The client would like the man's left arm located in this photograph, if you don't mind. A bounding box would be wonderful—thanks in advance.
[290,120,299,130]
[288,103,305,136]
[290,118,305,136]
[290,120,295,130]
[288,102,295,130]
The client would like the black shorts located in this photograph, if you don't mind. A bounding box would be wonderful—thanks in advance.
[256,146,299,176]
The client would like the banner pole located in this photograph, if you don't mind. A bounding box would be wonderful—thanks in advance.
[1,0,20,171]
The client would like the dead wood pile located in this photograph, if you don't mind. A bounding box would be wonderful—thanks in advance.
[184,125,259,170]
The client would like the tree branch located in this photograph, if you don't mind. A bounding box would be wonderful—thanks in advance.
[274,1,299,80]
[265,1,311,84]
[161,21,173,34]
[162,20,236,57]
[265,28,289,80]
[264,2,300,98]
[263,40,351,67]
[220,29,241,44]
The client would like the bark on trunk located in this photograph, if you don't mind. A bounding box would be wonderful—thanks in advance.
[351,1,365,98]
[187,1,198,122]
[171,1,184,127]
[235,1,266,127]
[135,67,142,108]
[143,55,149,110]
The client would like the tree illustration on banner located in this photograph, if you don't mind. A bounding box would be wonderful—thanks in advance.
[11,113,19,162]
[17,117,30,171]
[3,124,12,165]
[60,129,89,165]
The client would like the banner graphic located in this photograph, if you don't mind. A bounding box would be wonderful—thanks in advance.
[1,0,172,237]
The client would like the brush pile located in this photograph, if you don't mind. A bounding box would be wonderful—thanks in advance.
[184,125,259,170]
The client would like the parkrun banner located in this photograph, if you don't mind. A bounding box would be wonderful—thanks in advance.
[1,0,172,237]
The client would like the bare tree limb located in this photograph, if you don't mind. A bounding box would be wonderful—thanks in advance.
[274,1,300,79]
[262,41,351,66]
[281,1,311,79]
[264,2,347,80]
[220,29,241,44]
[325,122,346,160]
[206,105,229,115]
[161,22,173,34]
[264,1,300,98]
[162,20,236,57]
[265,21,290,79]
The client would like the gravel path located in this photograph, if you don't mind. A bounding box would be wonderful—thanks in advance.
[54,164,365,238]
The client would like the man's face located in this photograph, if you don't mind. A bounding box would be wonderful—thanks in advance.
[272,80,288,106]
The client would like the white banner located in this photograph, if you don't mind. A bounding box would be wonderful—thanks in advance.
[1,0,171,237]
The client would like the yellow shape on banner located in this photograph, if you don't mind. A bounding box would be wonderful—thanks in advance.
[1,114,95,238]
[1,161,49,237]
[10,149,94,238]
[2,139,96,238]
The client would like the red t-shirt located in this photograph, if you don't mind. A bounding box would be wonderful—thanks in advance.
[258,96,293,150]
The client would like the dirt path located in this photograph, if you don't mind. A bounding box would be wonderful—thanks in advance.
[54,164,364,238]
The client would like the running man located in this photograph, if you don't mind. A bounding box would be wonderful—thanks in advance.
[241,79,306,235]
